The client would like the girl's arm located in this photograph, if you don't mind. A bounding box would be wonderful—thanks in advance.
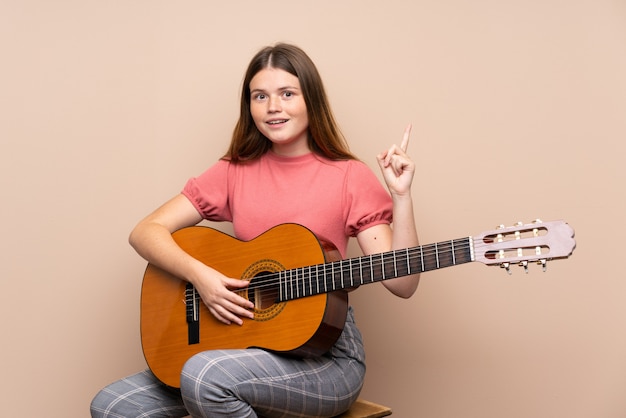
[356,125,420,298]
[129,194,254,325]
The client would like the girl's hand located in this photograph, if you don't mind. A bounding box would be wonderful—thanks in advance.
[376,124,415,197]
[192,269,254,325]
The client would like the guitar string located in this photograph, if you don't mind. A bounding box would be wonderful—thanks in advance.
[247,236,549,299]
[188,224,557,305]
[189,238,544,305]
[239,239,504,298]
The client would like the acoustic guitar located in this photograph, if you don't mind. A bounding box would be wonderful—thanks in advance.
[141,220,575,387]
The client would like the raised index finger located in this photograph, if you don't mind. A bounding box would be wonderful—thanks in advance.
[401,124,412,152]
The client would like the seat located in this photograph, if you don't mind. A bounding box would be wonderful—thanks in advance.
[335,398,392,417]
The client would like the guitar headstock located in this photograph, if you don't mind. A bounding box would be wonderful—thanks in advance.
[473,219,576,273]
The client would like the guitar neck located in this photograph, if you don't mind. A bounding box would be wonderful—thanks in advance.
[271,237,474,302]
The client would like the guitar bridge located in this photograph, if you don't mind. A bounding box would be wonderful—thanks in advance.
[185,283,200,345]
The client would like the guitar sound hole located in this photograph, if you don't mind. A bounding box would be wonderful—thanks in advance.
[248,272,279,310]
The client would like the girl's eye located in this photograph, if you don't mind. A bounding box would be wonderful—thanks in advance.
[254,93,267,100]
[283,91,293,98]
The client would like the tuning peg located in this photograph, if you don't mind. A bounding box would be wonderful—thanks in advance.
[538,259,547,272]
[501,262,512,275]
[519,260,529,273]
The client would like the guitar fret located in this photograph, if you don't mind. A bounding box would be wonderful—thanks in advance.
[287,270,291,299]
[393,251,398,277]
[296,267,301,299]
[406,248,411,275]
[349,258,354,287]
[381,253,385,281]
[304,267,308,296]
[420,245,425,271]
[451,240,456,265]
[340,260,344,289]
[316,264,320,294]
[359,258,364,285]
[435,243,440,269]
[294,268,299,298]
[298,267,303,298]
[323,264,328,293]
[298,267,309,296]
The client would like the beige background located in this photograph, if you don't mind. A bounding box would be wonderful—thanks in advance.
[1,1,625,417]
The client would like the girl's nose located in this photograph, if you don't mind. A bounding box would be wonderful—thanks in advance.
[268,95,281,112]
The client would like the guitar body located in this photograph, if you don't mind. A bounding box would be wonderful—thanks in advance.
[140,224,348,388]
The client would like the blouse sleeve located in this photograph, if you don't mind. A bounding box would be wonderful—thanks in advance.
[343,160,393,237]
[181,159,233,222]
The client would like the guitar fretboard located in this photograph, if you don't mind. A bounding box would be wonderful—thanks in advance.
[270,237,474,302]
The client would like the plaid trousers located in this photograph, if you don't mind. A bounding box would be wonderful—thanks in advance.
[90,307,365,418]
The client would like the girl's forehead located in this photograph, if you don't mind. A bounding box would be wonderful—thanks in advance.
[250,67,300,90]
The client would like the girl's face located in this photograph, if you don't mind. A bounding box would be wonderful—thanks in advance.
[249,67,310,156]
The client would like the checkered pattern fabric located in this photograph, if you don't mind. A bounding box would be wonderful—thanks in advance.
[91,307,365,418]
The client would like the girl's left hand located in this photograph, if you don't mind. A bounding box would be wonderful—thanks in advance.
[376,124,415,197]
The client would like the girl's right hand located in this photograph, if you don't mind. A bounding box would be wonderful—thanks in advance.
[191,269,255,325]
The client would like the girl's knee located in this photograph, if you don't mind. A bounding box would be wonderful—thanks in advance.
[180,352,254,416]
[180,352,216,398]
[180,351,233,389]
[89,389,113,418]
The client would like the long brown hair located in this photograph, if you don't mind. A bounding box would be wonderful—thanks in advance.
[225,43,356,162]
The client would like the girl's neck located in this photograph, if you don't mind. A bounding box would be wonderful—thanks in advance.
[270,141,311,158]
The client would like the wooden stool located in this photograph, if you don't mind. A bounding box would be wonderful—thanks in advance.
[184,398,391,418]
[335,399,392,417]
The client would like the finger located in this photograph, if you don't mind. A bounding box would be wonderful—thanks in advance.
[391,155,406,177]
[209,306,236,325]
[224,277,251,289]
[400,124,412,153]
[224,289,255,312]
[223,279,254,307]
[212,300,251,325]
[223,279,254,310]
[224,301,254,321]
